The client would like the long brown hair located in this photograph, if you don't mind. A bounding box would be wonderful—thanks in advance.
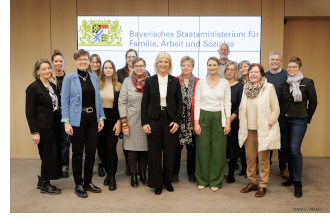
[99,60,121,91]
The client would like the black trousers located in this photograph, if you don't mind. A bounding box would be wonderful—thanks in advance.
[147,110,179,188]
[128,151,148,173]
[38,110,62,181]
[71,111,98,185]
[97,108,118,176]
[173,135,196,175]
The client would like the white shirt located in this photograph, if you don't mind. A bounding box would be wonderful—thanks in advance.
[194,78,231,127]
[157,74,168,107]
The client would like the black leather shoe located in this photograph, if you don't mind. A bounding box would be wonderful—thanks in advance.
[165,185,174,192]
[98,164,105,177]
[131,173,138,188]
[109,175,117,191]
[155,187,162,195]
[40,181,61,194]
[37,175,42,189]
[62,165,69,178]
[140,172,148,186]
[75,185,88,198]
[226,174,235,183]
[104,175,110,186]
[83,182,101,193]
[282,176,293,186]
[293,181,302,198]
[188,174,197,183]
[239,167,246,176]
[172,175,179,183]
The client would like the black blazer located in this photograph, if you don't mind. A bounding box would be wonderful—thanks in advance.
[141,75,183,126]
[281,77,317,123]
[26,79,60,133]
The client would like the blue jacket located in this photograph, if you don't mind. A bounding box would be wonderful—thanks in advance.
[61,69,105,127]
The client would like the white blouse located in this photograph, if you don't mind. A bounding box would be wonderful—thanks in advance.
[157,74,168,107]
[194,78,231,127]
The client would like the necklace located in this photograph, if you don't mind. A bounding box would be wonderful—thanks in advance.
[78,72,88,81]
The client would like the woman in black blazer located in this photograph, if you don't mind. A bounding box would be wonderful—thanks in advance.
[141,52,183,195]
[25,59,62,194]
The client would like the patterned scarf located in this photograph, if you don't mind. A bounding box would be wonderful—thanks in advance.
[44,85,59,111]
[131,71,148,92]
[286,71,304,102]
[179,74,195,146]
[244,76,266,99]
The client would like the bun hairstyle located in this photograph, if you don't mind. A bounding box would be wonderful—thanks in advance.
[51,50,65,62]
[33,59,52,79]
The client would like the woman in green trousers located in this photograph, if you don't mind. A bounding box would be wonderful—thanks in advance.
[194,57,232,192]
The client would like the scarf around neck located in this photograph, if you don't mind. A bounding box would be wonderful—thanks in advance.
[244,76,266,99]
[179,74,195,146]
[131,71,148,92]
[286,71,304,102]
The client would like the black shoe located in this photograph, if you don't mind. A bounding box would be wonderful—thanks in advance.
[239,167,246,176]
[75,185,88,198]
[98,163,105,177]
[282,176,293,186]
[165,185,174,192]
[188,174,197,183]
[62,165,69,178]
[109,175,117,191]
[172,174,179,183]
[155,187,162,195]
[40,181,61,194]
[83,182,102,193]
[140,171,148,186]
[226,174,235,183]
[37,175,42,189]
[131,173,138,188]
[104,175,110,186]
[293,181,302,198]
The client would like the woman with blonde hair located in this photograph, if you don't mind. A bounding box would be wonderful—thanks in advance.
[97,60,121,191]
[141,52,183,195]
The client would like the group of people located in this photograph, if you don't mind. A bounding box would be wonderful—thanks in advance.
[25,43,317,199]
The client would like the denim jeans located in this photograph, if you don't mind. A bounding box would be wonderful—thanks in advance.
[280,116,308,181]
[61,123,71,167]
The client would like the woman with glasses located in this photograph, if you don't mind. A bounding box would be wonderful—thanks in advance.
[224,62,243,183]
[238,63,280,197]
[119,57,149,188]
[280,57,317,198]
[194,57,231,192]
[61,49,105,198]
[26,59,62,194]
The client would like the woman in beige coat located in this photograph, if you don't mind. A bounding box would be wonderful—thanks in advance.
[238,63,280,197]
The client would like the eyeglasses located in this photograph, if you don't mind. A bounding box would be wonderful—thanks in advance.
[134,65,145,68]
[249,71,260,74]
[91,62,100,65]
[271,58,281,62]
[127,56,136,59]
[287,66,299,70]
[225,68,235,72]
[77,59,88,62]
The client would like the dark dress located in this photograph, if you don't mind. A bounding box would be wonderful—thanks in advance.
[226,82,243,159]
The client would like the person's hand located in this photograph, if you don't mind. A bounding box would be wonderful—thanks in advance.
[32,133,40,144]
[169,122,179,134]
[224,123,231,135]
[268,119,276,130]
[122,128,129,136]
[113,120,121,136]
[98,120,104,132]
[194,122,201,135]
[143,124,152,134]
[65,122,73,136]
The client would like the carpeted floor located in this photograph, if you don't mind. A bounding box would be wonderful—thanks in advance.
[10,157,330,213]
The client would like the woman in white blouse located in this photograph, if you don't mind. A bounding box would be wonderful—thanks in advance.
[194,57,231,192]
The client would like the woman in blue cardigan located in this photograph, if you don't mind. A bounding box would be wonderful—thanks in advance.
[61,49,105,198]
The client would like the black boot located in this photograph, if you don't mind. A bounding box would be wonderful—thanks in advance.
[226,159,236,183]
[131,173,138,188]
[104,175,110,186]
[140,171,148,186]
[37,175,42,189]
[40,181,61,194]
[109,175,117,191]
[239,158,247,176]
[282,176,293,186]
[293,181,302,198]
[98,163,105,177]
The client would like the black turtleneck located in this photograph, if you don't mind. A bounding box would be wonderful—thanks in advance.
[78,69,95,108]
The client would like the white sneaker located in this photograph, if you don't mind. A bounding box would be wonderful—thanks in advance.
[211,187,219,192]
[198,185,205,190]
